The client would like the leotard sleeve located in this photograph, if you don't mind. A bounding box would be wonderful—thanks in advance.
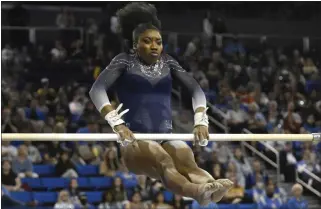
[89,53,129,112]
[167,55,207,111]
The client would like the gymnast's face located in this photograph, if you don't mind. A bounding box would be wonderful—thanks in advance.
[137,29,163,65]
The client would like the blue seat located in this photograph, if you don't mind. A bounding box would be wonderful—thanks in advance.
[76,165,98,176]
[42,178,68,190]
[239,204,257,209]
[10,191,32,203]
[89,177,113,189]
[77,177,91,189]
[86,192,102,203]
[163,190,174,202]
[34,165,55,176]
[21,178,43,189]
[33,192,57,204]
[216,204,232,209]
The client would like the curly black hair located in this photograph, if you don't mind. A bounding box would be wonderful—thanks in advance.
[116,2,161,47]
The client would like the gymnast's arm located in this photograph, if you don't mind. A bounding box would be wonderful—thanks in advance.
[168,56,207,114]
[89,54,127,118]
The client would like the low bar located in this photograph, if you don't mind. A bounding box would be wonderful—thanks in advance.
[2,133,320,142]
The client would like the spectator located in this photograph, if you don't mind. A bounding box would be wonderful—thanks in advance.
[258,182,283,209]
[25,98,46,121]
[246,159,269,188]
[283,102,302,134]
[213,142,231,164]
[152,191,173,209]
[2,108,18,133]
[98,190,123,209]
[111,177,127,203]
[210,163,225,180]
[37,96,49,115]
[302,58,318,76]
[68,178,80,205]
[225,161,245,188]
[12,145,38,178]
[2,160,21,191]
[247,103,267,133]
[125,191,149,209]
[303,114,320,133]
[1,44,14,66]
[280,142,297,182]
[172,194,188,209]
[298,149,316,171]
[205,150,220,170]
[12,107,31,132]
[203,11,213,40]
[136,175,152,201]
[24,141,42,164]
[252,175,267,203]
[56,7,74,28]
[231,147,253,177]
[265,101,282,132]
[100,149,120,177]
[222,176,245,204]
[55,151,78,178]
[225,99,248,133]
[77,141,102,165]
[15,46,31,65]
[50,41,67,62]
[287,184,308,209]
[54,190,74,209]
[184,37,200,58]
[75,192,95,209]
[46,141,64,164]
[2,140,17,161]
[297,149,316,184]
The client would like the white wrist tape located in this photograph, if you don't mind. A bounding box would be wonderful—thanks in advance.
[194,107,209,127]
[104,103,129,130]
[194,107,209,147]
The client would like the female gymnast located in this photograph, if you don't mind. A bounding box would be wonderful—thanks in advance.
[89,2,233,206]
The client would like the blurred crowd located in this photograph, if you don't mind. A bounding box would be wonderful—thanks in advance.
[2,4,321,209]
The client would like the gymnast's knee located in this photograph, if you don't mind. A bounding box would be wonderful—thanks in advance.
[156,153,176,174]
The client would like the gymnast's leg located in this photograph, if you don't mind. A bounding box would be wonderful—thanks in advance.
[162,141,234,202]
[120,140,223,205]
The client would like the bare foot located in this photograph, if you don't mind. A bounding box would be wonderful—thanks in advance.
[195,181,224,206]
[211,179,234,203]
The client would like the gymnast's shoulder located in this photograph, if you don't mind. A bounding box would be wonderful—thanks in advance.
[111,52,130,63]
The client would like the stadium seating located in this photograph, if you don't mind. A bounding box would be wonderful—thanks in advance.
[33,165,55,177]
[76,165,99,176]
[10,191,33,203]
[33,192,57,204]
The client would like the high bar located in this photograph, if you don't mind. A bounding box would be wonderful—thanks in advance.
[1,133,320,142]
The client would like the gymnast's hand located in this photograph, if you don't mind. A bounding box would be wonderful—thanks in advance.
[114,124,136,146]
[193,107,209,146]
[193,125,209,146]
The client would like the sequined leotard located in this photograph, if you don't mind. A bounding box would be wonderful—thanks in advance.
[89,52,206,133]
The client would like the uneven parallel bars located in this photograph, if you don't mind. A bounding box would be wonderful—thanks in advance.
[1,133,320,142]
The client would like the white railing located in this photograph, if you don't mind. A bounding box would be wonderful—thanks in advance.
[205,101,283,185]
[296,167,321,197]
[242,128,281,185]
